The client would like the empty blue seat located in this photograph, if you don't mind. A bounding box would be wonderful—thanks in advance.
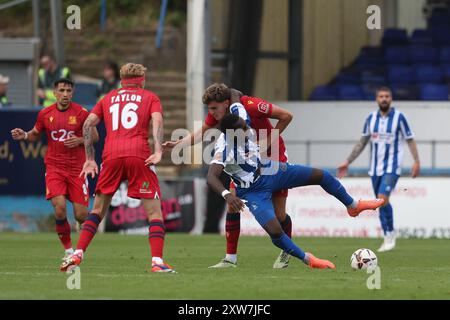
[356,46,384,69]
[414,65,444,83]
[388,66,414,84]
[409,45,438,64]
[391,84,418,100]
[334,71,360,84]
[382,28,409,46]
[428,9,450,27]
[384,46,410,64]
[430,26,450,45]
[442,64,450,83]
[336,84,365,100]
[440,46,450,63]
[310,85,337,101]
[419,84,449,100]
[72,82,98,106]
[410,29,433,45]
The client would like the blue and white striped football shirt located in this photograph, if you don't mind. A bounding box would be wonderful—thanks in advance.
[362,107,414,176]
[211,129,261,188]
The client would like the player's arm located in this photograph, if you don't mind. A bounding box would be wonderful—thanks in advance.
[162,122,212,150]
[80,113,101,179]
[337,135,370,178]
[406,138,420,178]
[269,104,293,135]
[10,127,41,142]
[64,127,99,148]
[207,163,245,213]
[145,112,164,166]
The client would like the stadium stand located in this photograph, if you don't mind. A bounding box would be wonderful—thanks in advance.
[310,8,450,101]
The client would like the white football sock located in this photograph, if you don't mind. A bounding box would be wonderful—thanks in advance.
[225,254,237,264]
[65,248,74,255]
[152,257,163,265]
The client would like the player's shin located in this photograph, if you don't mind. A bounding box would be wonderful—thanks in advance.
[76,213,102,252]
[55,218,72,251]
[225,212,240,263]
[319,170,355,207]
[280,214,292,238]
[148,219,165,264]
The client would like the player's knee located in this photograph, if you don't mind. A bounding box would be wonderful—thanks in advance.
[74,208,88,223]
[378,195,390,206]
[53,204,67,219]
[264,220,283,238]
[307,168,325,185]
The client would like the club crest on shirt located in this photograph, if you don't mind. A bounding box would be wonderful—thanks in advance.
[49,116,54,123]
[68,116,77,125]
[247,100,254,105]
[257,102,269,114]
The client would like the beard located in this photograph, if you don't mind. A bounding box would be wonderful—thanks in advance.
[378,102,390,112]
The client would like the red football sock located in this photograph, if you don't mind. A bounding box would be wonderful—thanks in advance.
[76,213,102,252]
[225,212,240,254]
[281,214,292,238]
[148,219,165,259]
[55,218,72,250]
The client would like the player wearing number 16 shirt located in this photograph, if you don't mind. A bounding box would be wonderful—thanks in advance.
[11,79,98,262]
[60,63,175,273]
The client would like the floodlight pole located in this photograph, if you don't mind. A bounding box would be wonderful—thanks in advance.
[32,0,41,39]
[50,0,65,65]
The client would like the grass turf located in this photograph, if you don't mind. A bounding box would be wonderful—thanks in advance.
[0,232,449,300]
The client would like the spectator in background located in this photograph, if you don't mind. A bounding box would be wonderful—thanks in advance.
[0,74,11,107]
[37,54,71,108]
[97,61,121,99]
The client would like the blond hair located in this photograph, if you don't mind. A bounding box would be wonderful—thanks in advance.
[120,63,147,79]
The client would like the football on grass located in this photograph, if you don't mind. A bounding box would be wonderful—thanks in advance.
[350,248,378,270]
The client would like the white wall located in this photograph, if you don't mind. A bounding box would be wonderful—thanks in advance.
[396,0,427,33]
[274,102,450,170]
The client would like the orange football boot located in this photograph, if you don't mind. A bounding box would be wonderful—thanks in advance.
[306,252,336,269]
[347,198,385,217]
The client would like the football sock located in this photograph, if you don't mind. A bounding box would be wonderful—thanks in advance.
[379,203,393,233]
[271,233,306,263]
[76,213,102,252]
[55,218,72,250]
[280,214,292,238]
[225,254,237,264]
[149,219,165,260]
[225,212,240,255]
[320,170,354,207]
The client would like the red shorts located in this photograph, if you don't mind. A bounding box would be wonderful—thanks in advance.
[96,157,161,199]
[229,182,288,198]
[45,171,89,206]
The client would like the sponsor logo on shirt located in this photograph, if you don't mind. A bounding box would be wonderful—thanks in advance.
[371,132,394,144]
[257,102,269,114]
[68,116,77,125]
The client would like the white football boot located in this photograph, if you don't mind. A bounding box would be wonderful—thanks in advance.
[273,251,290,269]
[383,231,396,251]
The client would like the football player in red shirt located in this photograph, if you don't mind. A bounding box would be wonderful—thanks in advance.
[11,78,98,260]
[163,83,294,269]
[60,63,175,273]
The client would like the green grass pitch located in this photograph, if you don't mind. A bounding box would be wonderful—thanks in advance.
[0,232,449,299]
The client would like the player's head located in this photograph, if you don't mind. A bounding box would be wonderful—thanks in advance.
[203,83,231,122]
[220,113,248,133]
[120,63,146,88]
[0,74,9,95]
[40,54,57,72]
[104,60,120,81]
[53,78,74,107]
[375,86,392,113]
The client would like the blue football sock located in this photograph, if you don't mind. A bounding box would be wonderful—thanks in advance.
[271,233,306,262]
[379,203,393,233]
[320,170,354,207]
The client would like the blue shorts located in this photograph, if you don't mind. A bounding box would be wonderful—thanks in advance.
[236,161,314,227]
[371,174,400,197]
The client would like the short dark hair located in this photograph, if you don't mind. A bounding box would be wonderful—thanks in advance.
[54,78,74,88]
[220,114,241,133]
[375,86,392,96]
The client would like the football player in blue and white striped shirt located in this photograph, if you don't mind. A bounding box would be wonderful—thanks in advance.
[338,87,421,252]
[208,113,385,269]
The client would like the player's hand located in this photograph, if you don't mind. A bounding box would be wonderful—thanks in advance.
[337,161,349,178]
[64,135,83,148]
[145,152,162,166]
[162,140,180,152]
[224,193,245,213]
[11,128,26,140]
[80,159,98,179]
[411,161,420,178]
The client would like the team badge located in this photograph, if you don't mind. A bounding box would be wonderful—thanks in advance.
[257,102,269,114]
[49,116,54,123]
[247,100,254,105]
[68,116,77,125]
